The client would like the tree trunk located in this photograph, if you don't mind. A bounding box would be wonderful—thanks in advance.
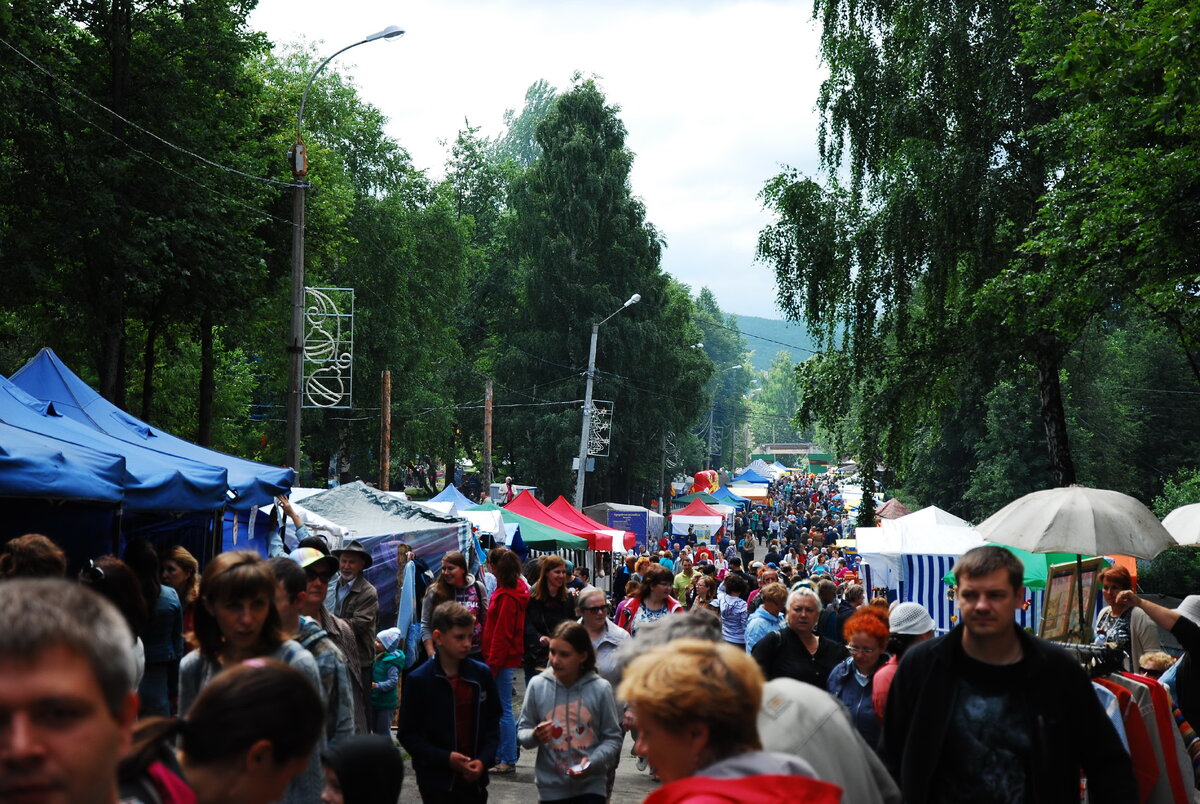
[197,314,214,447]
[140,318,159,420]
[1033,330,1077,487]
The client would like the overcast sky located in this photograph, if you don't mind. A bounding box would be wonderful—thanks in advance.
[249,0,825,318]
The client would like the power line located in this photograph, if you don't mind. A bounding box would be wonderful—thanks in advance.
[694,315,819,356]
[0,34,297,189]
[6,65,293,227]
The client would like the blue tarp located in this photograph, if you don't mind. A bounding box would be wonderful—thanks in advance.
[10,348,293,510]
[0,375,227,512]
[0,420,125,504]
[731,469,771,484]
[712,485,751,509]
[430,484,477,509]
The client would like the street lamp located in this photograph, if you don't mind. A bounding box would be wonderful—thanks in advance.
[707,364,742,470]
[286,25,405,474]
[574,293,641,508]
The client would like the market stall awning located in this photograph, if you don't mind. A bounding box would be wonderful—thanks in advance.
[547,496,635,552]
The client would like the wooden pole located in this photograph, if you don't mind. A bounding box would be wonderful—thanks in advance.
[483,378,494,498]
[379,369,391,490]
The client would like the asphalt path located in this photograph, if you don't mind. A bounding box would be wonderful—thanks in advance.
[398,540,762,803]
[396,671,659,804]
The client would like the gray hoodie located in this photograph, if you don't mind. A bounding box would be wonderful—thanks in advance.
[517,668,623,800]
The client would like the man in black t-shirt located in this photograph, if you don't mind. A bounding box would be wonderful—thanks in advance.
[880,546,1136,804]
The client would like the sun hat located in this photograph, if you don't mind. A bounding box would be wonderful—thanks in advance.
[889,602,936,635]
[331,539,374,569]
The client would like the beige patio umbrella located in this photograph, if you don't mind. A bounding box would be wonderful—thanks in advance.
[1163,503,1200,547]
[976,485,1174,639]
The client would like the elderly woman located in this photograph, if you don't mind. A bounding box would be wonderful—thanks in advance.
[617,564,683,635]
[618,638,841,804]
[578,586,629,686]
[1094,565,1159,670]
[826,609,890,745]
[751,587,847,688]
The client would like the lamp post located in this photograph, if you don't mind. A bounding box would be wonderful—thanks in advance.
[286,25,405,474]
[707,364,742,470]
[574,293,641,508]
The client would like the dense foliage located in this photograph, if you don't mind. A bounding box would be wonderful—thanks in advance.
[758,0,1200,520]
[0,13,751,499]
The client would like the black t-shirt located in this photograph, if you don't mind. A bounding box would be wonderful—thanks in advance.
[930,650,1034,804]
[751,627,847,688]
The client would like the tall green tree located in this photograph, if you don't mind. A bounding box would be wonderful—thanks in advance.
[693,287,751,470]
[498,77,708,504]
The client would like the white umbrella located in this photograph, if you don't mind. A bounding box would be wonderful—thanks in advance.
[977,485,1174,642]
[976,485,1173,560]
[1163,503,1200,547]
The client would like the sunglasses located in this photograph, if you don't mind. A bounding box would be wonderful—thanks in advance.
[78,559,105,584]
[581,605,608,613]
[306,568,333,583]
[1138,667,1164,678]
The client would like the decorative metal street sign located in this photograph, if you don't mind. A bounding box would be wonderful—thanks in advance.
[589,399,613,457]
[303,287,354,409]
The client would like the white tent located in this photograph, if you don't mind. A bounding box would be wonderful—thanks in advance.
[856,506,1038,632]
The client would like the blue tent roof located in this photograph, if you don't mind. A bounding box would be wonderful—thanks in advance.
[731,469,771,484]
[712,485,751,508]
[10,349,293,509]
[0,375,228,512]
[772,461,788,470]
[0,420,125,504]
[430,484,477,509]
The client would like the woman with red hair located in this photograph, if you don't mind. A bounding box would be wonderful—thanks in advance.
[1095,564,1160,671]
[826,608,890,745]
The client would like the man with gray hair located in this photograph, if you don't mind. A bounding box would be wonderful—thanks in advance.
[613,610,899,803]
[0,578,139,804]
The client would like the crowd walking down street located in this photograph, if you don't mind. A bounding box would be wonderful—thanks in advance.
[4,471,1200,804]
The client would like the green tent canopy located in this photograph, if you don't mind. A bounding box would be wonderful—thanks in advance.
[475,502,587,551]
[942,544,1101,590]
[672,491,722,508]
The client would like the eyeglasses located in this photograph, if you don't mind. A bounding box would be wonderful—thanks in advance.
[78,559,105,584]
[847,645,879,655]
[581,605,608,613]
[306,569,333,583]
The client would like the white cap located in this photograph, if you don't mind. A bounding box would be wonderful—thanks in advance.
[889,602,936,635]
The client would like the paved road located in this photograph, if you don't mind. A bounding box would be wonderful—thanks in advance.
[398,540,763,802]
[397,671,659,803]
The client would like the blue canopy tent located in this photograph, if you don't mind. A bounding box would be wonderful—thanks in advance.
[430,484,477,509]
[0,376,228,513]
[712,485,751,510]
[10,348,293,510]
[0,420,128,568]
[731,468,771,484]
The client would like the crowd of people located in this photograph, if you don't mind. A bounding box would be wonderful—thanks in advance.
[2,468,1198,804]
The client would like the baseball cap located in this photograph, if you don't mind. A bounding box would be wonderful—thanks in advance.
[288,546,338,577]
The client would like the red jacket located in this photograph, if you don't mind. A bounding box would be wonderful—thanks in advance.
[481,582,529,670]
[645,774,841,804]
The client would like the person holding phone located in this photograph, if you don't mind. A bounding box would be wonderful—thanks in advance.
[518,622,622,804]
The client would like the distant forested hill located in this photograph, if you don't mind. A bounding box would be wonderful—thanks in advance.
[731,315,819,372]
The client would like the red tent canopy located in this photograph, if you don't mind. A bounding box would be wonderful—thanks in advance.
[674,498,725,518]
[505,490,597,537]
[548,496,636,552]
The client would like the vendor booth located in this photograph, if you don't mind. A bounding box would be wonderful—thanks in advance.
[856,506,1044,632]
[583,502,664,550]
[670,498,725,542]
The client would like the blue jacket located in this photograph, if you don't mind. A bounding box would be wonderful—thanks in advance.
[398,654,500,794]
[826,657,882,747]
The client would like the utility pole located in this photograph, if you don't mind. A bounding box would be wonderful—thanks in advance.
[659,430,667,510]
[573,293,641,509]
[483,378,494,497]
[378,369,391,490]
[706,405,715,470]
[574,324,600,509]
[285,25,404,476]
